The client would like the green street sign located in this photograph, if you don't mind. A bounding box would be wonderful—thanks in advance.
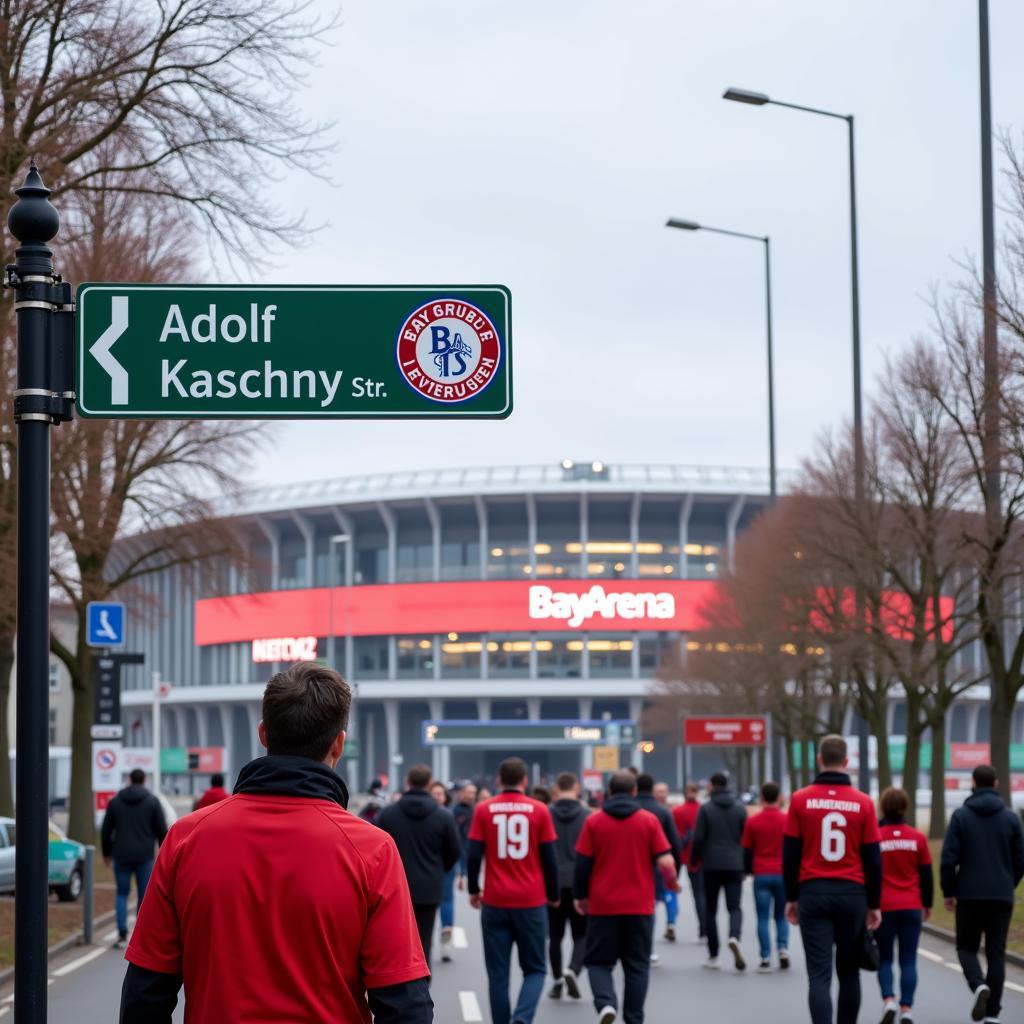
[160,747,188,773]
[76,284,512,419]
[342,738,360,760]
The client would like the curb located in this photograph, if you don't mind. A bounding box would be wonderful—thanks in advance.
[922,921,1024,970]
[0,908,118,987]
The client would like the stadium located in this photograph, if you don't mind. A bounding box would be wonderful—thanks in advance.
[115,461,1020,793]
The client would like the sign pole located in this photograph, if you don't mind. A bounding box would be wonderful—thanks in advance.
[153,672,162,796]
[8,164,64,1024]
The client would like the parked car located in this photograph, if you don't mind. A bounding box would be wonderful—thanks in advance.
[0,817,86,902]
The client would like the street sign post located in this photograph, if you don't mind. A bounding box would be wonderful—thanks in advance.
[77,285,512,419]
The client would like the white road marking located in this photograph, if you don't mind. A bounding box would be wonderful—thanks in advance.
[0,1005,9,1017]
[942,960,962,972]
[1006,980,1024,995]
[918,948,944,962]
[52,947,108,977]
[459,990,483,1022]
[452,926,468,949]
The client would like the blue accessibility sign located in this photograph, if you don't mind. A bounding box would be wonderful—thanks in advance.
[86,602,125,647]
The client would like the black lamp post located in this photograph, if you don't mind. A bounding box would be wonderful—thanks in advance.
[723,86,870,793]
[665,218,777,501]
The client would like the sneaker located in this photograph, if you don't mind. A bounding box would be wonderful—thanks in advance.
[703,956,721,970]
[598,1007,617,1024]
[664,924,676,942]
[757,959,771,973]
[971,984,990,1022]
[728,936,746,971]
[548,981,563,1000]
[649,952,660,966]
[440,927,452,963]
[113,929,128,950]
[778,949,790,970]
[880,998,898,1024]
[899,1010,913,1023]
[563,968,581,1000]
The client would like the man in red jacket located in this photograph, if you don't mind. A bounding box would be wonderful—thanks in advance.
[119,662,431,1023]
[192,773,228,811]
[672,782,707,941]
[741,780,789,973]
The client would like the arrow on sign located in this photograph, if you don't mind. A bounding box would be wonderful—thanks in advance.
[89,295,129,404]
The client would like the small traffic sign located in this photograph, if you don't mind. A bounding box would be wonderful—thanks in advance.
[91,741,122,791]
[90,724,124,740]
[77,285,512,419]
[86,601,125,647]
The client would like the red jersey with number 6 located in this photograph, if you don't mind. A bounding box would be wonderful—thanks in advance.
[785,779,880,885]
[468,792,558,908]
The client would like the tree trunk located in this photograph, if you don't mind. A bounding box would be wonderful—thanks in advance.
[0,636,15,816]
[989,687,1015,805]
[929,710,948,839]
[870,701,892,794]
[902,728,921,829]
[66,631,95,843]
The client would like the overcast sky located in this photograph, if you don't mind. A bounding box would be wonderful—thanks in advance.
[239,0,1024,490]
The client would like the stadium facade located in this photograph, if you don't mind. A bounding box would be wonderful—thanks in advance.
[115,462,1023,791]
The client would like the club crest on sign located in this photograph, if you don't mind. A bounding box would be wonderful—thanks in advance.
[396,298,502,403]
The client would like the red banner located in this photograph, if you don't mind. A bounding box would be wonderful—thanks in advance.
[684,716,767,747]
[949,743,991,770]
[196,579,719,645]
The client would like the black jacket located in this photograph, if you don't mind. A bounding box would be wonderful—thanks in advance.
[636,793,682,869]
[549,798,591,890]
[377,789,462,905]
[941,787,1024,903]
[101,784,167,863]
[691,789,747,872]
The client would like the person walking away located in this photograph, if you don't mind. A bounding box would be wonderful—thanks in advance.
[378,765,462,968]
[574,770,678,1024]
[548,772,591,1000]
[101,768,168,949]
[672,782,707,942]
[783,734,881,1024]
[635,774,682,949]
[119,662,431,1023]
[691,771,747,970]
[940,763,1024,1024]
[193,773,229,811]
[876,787,932,1024]
[467,757,559,1024]
[429,779,460,962]
[446,782,478,961]
[742,780,790,973]
[359,777,386,822]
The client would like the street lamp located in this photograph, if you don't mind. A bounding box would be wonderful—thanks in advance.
[724,85,869,792]
[666,218,777,500]
[328,533,351,676]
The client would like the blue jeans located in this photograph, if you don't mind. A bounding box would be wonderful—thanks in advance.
[113,860,153,936]
[481,904,548,1024]
[441,866,456,929]
[654,871,678,926]
[876,909,921,1008]
[754,875,789,959]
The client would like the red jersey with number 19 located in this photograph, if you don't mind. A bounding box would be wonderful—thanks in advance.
[468,792,557,908]
[785,780,880,885]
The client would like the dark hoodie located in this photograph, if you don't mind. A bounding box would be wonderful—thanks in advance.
[636,792,682,868]
[691,787,747,872]
[941,787,1024,903]
[377,789,462,904]
[101,783,167,864]
[549,798,591,889]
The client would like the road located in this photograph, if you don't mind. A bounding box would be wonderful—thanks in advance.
[6,886,1023,1023]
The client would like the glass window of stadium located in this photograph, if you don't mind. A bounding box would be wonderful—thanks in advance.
[639,500,682,578]
[440,502,480,581]
[686,503,727,578]
[396,506,433,582]
[584,635,633,676]
[639,632,680,673]
[441,632,482,676]
[353,511,388,584]
[585,498,633,577]
[397,635,435,677]
[487,500,530,579]
[535,499,580,577]
[537,634,582,678]
[354,636,388,679]
[487,634,531,677]
[279,530,307,589]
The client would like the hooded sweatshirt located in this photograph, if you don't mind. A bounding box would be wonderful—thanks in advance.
[691,788,747,872]
[100,783,167,863]
[377,789,462,904]
[549,797,591,889]
[941,787,1024,903]
[636,791,682,868]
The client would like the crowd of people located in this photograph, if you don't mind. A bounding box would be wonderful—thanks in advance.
[104,663,1024,1024]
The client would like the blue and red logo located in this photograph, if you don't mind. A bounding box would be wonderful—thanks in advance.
[396,298,502,404]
